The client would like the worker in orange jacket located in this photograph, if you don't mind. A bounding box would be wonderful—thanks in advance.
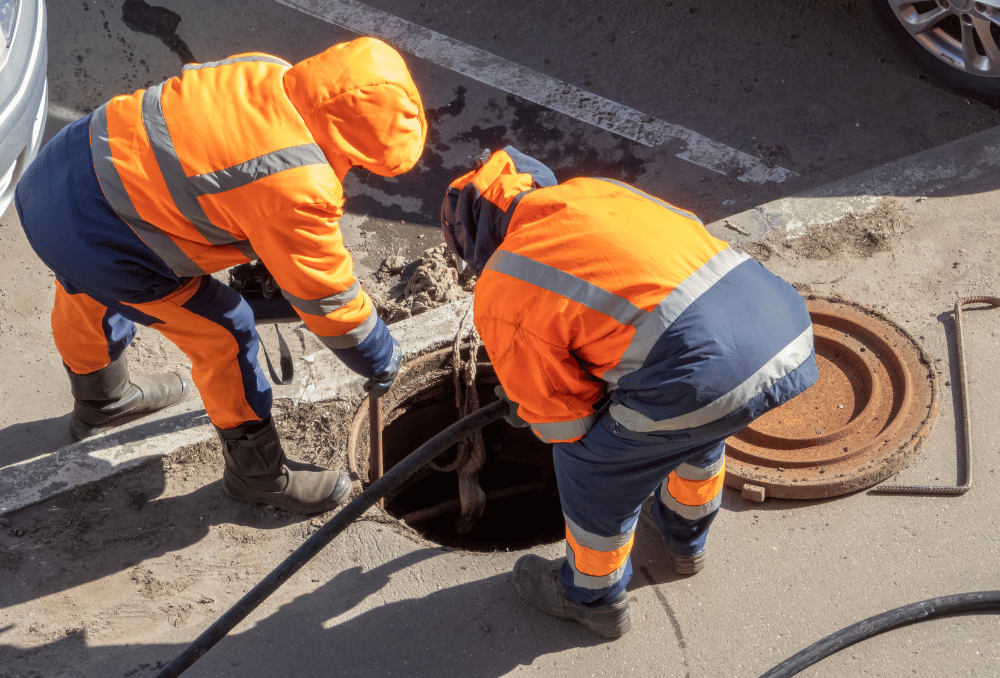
[441,147,818,637]
[15,38,426,515]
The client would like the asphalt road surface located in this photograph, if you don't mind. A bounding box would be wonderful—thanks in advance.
[45,0,1000,262]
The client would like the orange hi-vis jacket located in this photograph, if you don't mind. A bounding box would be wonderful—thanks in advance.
[443,148,816,445]
[88,37,426,349]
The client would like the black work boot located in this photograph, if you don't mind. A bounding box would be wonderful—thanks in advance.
[66,355,191,440]
[217,417,351,515]
[511,555,631,638]
[640,497,707,575]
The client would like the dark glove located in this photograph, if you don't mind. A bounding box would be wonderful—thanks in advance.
[363,335,401,399]
[494,384,529,428]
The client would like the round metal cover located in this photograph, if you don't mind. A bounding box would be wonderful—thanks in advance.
[725,296,939,500]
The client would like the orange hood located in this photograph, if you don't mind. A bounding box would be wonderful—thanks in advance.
[282,37,427,179]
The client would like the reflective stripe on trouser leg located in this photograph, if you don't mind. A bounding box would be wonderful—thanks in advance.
[651,440,727,555]
[52,281,137,375]
[552,413,686,608]
[563,513,635,593]
[123,276,271,429]
[661,456,726,519]
[553,411,752,605]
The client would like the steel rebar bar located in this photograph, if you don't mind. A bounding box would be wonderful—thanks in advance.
[873,295,1000,495]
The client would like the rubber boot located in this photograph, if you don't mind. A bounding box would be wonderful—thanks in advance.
[217,417,351,515]
[640,497,707,575]
[511,555,631,638]
[66,355,191,440]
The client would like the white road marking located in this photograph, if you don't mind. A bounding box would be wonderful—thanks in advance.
[707,125,1000,238]
[275,0,795,183]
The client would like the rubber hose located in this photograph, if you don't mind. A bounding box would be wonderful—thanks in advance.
[760,590,1000,678]
[156,399,506,678]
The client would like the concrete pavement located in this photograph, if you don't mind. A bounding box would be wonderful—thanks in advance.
[2,123,1000,677]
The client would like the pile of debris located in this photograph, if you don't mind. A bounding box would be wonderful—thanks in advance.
[374,244,476,322]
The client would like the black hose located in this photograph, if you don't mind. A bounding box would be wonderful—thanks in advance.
[759,590,1000,678]
[155,399,506,678]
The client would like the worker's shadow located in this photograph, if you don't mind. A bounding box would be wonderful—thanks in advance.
[169,557,603,677]
[1,414,77,464]
[1,406,210,467]
[625,521,709,592]
[0,450,333,610]
[2,550,607,678]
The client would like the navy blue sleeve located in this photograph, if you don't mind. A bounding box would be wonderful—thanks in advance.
[329,315,396,379]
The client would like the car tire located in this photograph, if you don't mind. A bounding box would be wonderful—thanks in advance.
[869,0,1000,105]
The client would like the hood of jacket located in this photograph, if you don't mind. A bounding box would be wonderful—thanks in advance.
[440,146,558,275]
[282,37,427,179]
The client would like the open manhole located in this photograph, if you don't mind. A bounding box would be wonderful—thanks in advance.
[348,346,564,551]
[348,295,936,543]
[725,296,939,500]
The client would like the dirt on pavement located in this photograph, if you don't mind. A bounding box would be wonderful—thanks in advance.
[0,195,905,678]
[0,373,448,678]
[737,198,913,264]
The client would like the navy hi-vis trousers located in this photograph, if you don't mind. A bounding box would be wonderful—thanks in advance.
[554,408,752,608]
[15,112,272,429]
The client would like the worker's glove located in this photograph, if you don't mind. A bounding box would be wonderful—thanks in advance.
[494,385,530,428]
[363,335,402,399]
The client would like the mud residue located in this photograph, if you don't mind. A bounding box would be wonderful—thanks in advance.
[270,399,356,470]
[740,198,911,263]
[373,244,474,322]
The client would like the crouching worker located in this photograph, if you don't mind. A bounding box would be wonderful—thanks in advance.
[15,38,427,515]
[440,147,817,637]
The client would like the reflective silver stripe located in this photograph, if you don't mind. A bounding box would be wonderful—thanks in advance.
[486,249,751,388]
[564,514,635,552]
[659,484,722,520]
[314,308,378,349]
[188,144,328,196]
[281,281,361,317]
[611,325,815,432]
[594,177,702,224]
[142,83,237,247]
[531,414,596,443]
[674,457,725,481]
[89,104,207,278]
[182,54,290,71]
[564,513,634,589]
[566,546,629,590]
[603,247,750,385]
[232,240,258,261]
[484,250,646,326]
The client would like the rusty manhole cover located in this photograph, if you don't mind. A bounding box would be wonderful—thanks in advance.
[725,296,939,500]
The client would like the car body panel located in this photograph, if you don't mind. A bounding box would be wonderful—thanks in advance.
[0,0,48,215]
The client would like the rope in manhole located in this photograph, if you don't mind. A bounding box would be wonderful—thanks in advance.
[427,299,481,473]
[446,299,488,532]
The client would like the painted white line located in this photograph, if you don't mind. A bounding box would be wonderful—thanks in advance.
[0,301,470,515]
[706,124,1000,239]
[275,0,795,184]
